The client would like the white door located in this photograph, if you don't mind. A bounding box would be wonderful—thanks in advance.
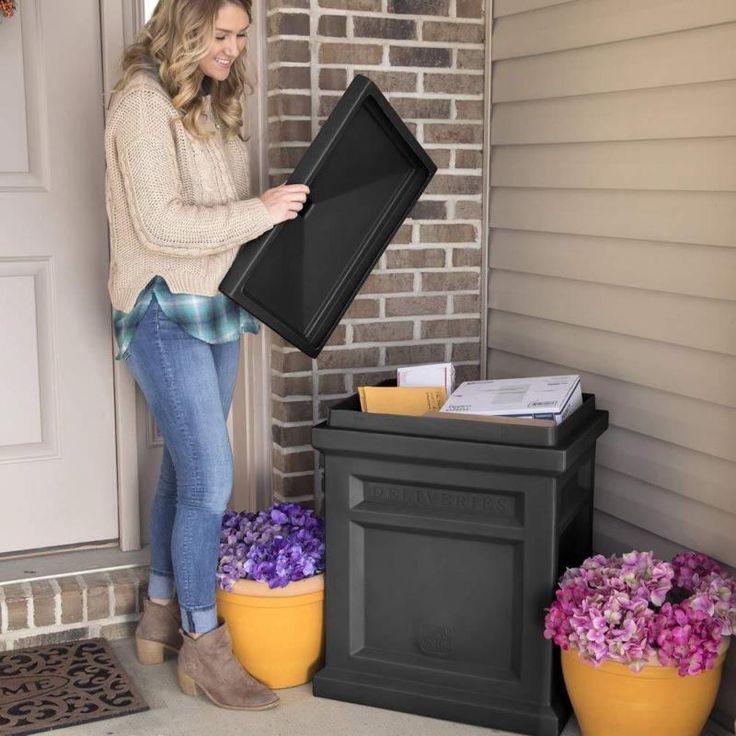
[0,0,118,553]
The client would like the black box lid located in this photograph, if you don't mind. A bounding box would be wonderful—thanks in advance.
[220,74,437,358]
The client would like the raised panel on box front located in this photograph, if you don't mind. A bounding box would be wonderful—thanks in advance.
[336,469,530,698]
[354,523,522,685]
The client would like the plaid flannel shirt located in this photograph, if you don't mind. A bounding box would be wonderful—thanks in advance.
[113,276,259,361]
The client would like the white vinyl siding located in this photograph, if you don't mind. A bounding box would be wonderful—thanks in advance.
[486,2,736,726]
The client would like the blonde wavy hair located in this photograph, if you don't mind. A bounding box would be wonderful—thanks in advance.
[113,0,254,140]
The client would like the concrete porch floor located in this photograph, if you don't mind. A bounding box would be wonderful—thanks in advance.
[59,638,582,736]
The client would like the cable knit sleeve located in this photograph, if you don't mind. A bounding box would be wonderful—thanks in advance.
[111,86,274,257]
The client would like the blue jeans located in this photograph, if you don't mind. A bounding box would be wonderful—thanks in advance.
[125,295,240,633]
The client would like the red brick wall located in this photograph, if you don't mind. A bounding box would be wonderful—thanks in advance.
[266,0,485,504]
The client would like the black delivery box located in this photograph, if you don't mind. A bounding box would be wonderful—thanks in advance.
[219,74,437,358]
[312,392,609,735]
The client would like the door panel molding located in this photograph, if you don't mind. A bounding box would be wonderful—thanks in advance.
[146,415,164,449]
[0,0,50,192]
[0,257,59,463]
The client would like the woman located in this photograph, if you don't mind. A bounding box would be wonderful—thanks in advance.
[104,0,309,710]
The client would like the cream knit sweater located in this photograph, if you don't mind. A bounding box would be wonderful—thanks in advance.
[104,71,274,312]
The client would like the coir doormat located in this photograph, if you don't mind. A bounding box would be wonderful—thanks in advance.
[0,637,148,735]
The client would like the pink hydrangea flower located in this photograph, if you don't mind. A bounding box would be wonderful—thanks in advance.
[671,551,721,590]
[544,550,735,676]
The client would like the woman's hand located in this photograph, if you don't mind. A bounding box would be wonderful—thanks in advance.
[260,183,310,225]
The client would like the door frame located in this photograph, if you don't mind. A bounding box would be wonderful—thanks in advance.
[100,0,273,551]
[230,0,274,518]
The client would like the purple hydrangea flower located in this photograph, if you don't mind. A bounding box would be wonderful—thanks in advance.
[544,550,736,676]
[216,503,325,590]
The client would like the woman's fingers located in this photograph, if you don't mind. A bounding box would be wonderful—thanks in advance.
[260,183,310,225]
[281,191,309,208]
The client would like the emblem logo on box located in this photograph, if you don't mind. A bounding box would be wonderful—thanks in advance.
[418,624,454,657]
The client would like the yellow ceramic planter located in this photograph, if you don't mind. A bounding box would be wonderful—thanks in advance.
[215,573,325,689]
[561,643,729,736]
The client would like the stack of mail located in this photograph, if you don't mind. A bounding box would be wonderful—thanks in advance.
[440,375,582,425]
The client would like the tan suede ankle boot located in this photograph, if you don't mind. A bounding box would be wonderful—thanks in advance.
[135,597,183,664]
[177,621,280,710]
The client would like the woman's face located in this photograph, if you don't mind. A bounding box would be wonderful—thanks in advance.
[198,3,250,81]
